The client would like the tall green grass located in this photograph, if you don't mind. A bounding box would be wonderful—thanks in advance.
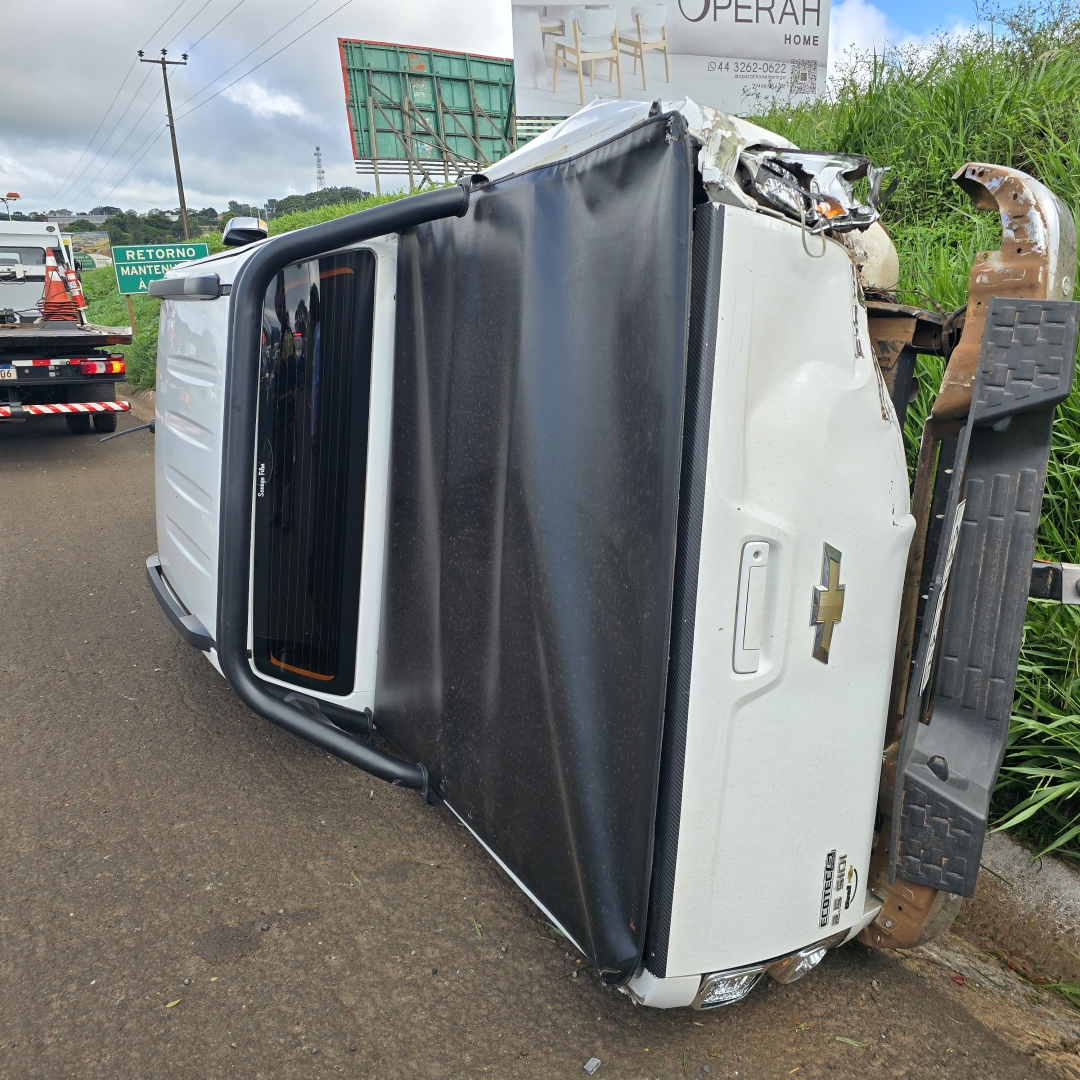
[752,1,1080,858]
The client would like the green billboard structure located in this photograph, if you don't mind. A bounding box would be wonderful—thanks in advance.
[338,39,517,193]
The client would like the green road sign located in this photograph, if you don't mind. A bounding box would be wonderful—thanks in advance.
[111,242,209,295]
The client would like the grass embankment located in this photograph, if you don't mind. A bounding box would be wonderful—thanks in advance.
[752,3,1080,857]
[81,192,408,390]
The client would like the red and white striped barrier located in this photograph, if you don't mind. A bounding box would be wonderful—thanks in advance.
[0,400,130,418]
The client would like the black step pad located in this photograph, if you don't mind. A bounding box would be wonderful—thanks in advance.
[896,296,1079,897]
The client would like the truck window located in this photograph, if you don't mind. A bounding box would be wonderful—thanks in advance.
[0,247,47,265]
[251,248,376,696]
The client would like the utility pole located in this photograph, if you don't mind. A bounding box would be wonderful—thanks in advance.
[140,48,190,241]
[315,146,324,191]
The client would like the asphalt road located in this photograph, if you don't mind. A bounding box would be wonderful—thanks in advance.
[0,409,1050,1079]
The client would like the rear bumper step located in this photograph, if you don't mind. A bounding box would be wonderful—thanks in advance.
[0,400,130,418]
[146,554,215,652]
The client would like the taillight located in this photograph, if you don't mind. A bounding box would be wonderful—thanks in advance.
[78,358,125,375]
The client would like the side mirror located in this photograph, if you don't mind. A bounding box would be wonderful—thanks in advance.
[221,216,268,247]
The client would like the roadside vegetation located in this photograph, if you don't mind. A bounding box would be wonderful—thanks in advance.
[753,0,1080,858]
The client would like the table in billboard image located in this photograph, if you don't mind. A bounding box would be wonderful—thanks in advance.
[512,1,830,118]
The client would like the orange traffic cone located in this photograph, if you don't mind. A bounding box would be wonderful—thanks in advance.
[37,249,79,321]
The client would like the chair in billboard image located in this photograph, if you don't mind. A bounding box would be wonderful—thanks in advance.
[539,7,565,48]
[619,4,670,90]
[552,7,623,106]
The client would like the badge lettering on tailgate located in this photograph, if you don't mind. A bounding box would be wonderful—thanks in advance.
[819,849,852,928]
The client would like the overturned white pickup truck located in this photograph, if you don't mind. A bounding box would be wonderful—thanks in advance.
[145,99,1078,1009]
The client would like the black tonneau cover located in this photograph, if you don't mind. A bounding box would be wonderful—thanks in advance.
[376,112,694,983]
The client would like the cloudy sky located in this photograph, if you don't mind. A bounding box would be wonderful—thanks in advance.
[0,0,997,215]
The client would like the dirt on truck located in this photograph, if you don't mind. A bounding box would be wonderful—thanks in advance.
[0,219,129,434]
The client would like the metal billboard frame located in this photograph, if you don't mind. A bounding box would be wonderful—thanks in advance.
[339,39,518,193]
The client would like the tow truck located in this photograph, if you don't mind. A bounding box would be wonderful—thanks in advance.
[0,219,128,433]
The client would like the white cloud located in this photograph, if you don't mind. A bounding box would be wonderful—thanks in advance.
[222,82,310,121]
[828,0,894,70]
[827,0,974,76]
[0,0,513,212]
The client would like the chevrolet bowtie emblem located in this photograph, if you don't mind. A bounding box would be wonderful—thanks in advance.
[810,543,845,664]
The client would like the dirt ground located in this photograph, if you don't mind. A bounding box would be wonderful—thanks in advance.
[2,404,1079,1080]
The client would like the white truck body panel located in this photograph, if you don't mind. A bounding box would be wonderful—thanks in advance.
[663,207,913,977]
[154,283,231,649]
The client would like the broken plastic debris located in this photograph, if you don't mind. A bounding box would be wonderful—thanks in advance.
[740,150,882,235]
[678,99,886,237]
[584,1057,601,1075]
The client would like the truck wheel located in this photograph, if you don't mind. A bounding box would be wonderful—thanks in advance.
[93,411,117,433]
[66,413,92,435]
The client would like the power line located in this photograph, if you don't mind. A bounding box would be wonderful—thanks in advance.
[186,0,247,52]
[173,0,328,113]
[95,127,172,208]
[141,0,194,52]
[89,122,171,209]
[43,56,140,209]
[65,83,166,213]
[60,0,355,213]
[175,0,355,121]
[50,64,157,211]
[47,2,205,211]
[165,0,216,50]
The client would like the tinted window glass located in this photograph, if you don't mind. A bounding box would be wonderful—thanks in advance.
[251,248,375,695]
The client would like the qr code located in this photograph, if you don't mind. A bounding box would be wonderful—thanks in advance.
[790,59,818,94]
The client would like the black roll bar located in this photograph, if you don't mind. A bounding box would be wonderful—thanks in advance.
[217,183,471,799]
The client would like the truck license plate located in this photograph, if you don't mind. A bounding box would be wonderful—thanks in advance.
[0,367,16,381]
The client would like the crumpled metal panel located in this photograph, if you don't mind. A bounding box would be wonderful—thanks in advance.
[376,113,694,984]
[933,163,1076,423]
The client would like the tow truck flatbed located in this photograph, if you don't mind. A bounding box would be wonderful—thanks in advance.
[0,323,132,348]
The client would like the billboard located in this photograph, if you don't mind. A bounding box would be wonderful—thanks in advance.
[511,1,830,119]
[339,39,517,192]
[66,231,112,268]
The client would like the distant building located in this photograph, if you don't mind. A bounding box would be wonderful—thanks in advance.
[46,213,109,226]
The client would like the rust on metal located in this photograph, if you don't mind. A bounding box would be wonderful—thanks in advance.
[859,858,962,949]
[933,163,1075,423]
